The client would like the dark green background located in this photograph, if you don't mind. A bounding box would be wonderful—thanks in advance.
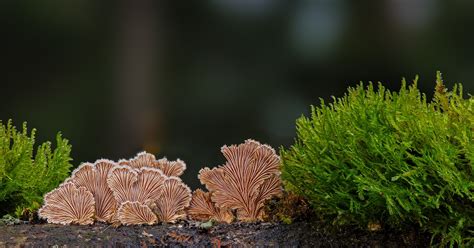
[1,0,473,188]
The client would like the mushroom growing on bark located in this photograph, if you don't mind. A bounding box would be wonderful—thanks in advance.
[107,165,169,225]
[195,139,282,221]
[39,151,192,225]
[148,177,191,223]
[107,165,166,203]
[187,189,233,223]
[38,182,95,225]
[118,151,186,177]
[68,159,117,222]
[117,201,158,225]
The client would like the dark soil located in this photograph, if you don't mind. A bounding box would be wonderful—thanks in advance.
[0,220,432,248]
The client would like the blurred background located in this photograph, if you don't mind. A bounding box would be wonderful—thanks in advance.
[1,0,474,188]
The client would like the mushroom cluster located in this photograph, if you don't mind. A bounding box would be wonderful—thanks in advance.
[187,139,282,222]
[39,152,191,225]
[39,139,283,225]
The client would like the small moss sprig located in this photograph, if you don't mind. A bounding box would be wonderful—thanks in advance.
[0,120,72,216]
[281,73,473,247]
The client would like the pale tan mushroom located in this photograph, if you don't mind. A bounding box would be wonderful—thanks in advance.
[107,165,166,203]
[38,182,95,225]
[238,174,282,221]
[155,158,186,177]
[118,152,186,177]
[42,151,192,226]
[187,189,233,223]
[105,165,162,226]
[150,177,191,223]
[117,201,157,225]
[106,165,139,203]
[134,167,167,202]
[197,139,282,221]
[93,160,118,222]
[119,151,155,169]
[69,159,118,222]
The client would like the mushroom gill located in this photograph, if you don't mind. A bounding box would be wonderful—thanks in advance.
[118,151,186,177]
[38,182,95,225]
[69,159,117,222]
[117,201,157,225]
[197,139,282,222]
[187,189,233,223]
[149,177,191,223]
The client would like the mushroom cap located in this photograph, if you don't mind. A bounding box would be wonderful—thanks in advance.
[69,160,118,222]
[119,151,187,177]
[107,165,139,203]
[155,158,186,177]
[126,151,157,169]
[117,201,157,225]
[187,189,233,223]
[92,159,118,222]
[107,165,167,203]
[197,139,282,221]
[38,182,95,225]
[134,167,167,203]
[152,177,191,223]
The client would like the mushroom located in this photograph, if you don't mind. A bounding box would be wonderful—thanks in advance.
[68,159,118,222]
[118,151,186,177]
[117,201,157,225]
[118,151,155,169]
[38,182,95,225]
[134,167,168,203]
[197,139,282,221]
[148,177,191,223]
[40,151,192,225]
[187,189,233,223]
[107,165,171,225]
[107,165,166,204]
[155,158,186,178]
[106,165,139,203]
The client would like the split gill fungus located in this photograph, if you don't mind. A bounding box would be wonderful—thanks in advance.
[39,152,190,225]
[39,139,283,225]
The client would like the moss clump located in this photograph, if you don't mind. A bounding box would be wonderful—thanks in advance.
[0,120,72,216]
[281,73,473,247]
[263,192,312,224]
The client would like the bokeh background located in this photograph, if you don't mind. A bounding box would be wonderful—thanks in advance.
[2,0,474,188]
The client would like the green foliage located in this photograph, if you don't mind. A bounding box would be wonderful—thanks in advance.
[0,120,72,216]
[0,214,20,226]
[281,72,474,247]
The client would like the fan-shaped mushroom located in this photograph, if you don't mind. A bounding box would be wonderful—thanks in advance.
[40,151,193,225]
[38,182,95,225]
[68,159,118,222]
[118,151,186,177]
[118,151,155,169]
[149,177,191,223]
[197,139,282,221]
[117,201,157,225]
[187,189,233,223]
[107,165,166,204]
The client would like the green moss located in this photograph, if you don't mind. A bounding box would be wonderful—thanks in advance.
[0,120,72,216]
[281,72,473,247]
[0,214,20,226]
